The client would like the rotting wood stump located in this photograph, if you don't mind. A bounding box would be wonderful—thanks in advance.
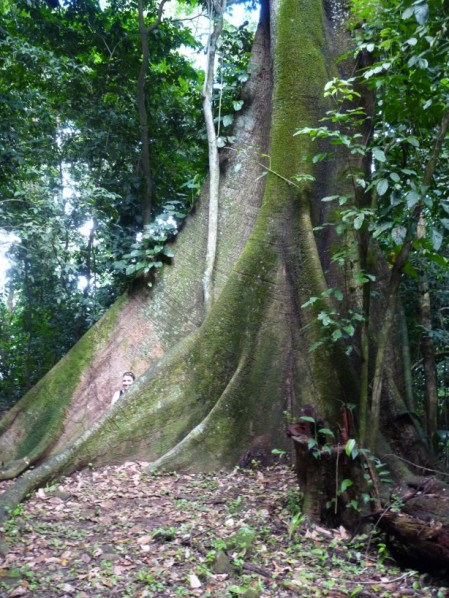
[287,408,373,529]
[288,413,449,574]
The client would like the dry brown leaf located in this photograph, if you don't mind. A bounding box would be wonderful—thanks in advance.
[189,573,202,589]
[102,579,114,588]
[137,535,152,544]
[8,586,28,597]
[61,583,76,592]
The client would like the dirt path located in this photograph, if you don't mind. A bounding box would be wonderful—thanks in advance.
[0,464,447,597]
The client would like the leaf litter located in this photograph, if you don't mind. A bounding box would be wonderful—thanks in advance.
[0,463,448,597]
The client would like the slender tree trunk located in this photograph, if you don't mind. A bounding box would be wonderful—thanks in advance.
[417,212,439,441]
[137,0,153,226]
[398,301,415,412]
[202,0,226,310]
[84,217,98,298]
[136,0,169,226]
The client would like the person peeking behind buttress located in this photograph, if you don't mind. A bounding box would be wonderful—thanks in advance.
[111,371,135,406]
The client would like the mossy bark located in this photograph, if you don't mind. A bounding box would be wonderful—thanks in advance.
[0,0,435,535]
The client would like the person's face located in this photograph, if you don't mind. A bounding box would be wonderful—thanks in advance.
[122,375,134,391]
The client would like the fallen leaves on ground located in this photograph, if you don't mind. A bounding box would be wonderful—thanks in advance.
[0,464,447,597]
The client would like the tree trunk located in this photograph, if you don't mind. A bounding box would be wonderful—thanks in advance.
[137,0,153,226]
[0,1,445,569]
[202,0,226,311]
[417,213,439,442]
[136,0,169,225]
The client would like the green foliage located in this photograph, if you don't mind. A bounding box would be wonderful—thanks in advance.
[114,200,188,281]
[213,21,254,148]
[302,288,366,354]
[348,0,449,253]
[288,511,305,539]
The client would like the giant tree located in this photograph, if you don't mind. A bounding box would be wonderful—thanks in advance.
[1,0,449,568]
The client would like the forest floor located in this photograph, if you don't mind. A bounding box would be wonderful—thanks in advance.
[0,463,448,597]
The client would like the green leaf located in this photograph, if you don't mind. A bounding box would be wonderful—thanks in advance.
[403,262,419,278]
[372,147,386,162]
[334,289,344,301]
[232,100,244,111]
[354,213,365,230]
[343,324,355,336]
[301,296,320,308]
[402,6,415,19]
[308,341,324,353]
[345,438,356,458]
[376,178,389,196]
[406,136,420,148]
[312,153,328,163]
[427,253,448,269]
[431,228,443,251]
[113,260,127,270]
[300,415,316,423]
[406,190,420,209]
[222,114,234,127]
[318,311,333,326]
[372,222,393,239]
[307,438,317,450]
[318,428,334,437]
[332,329,343,341]
[340,479,353,493]
[414,2,429,25]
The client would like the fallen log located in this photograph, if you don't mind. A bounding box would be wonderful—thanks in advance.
[374,479,449,573]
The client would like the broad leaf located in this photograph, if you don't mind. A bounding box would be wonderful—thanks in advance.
[376,178,389,196]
